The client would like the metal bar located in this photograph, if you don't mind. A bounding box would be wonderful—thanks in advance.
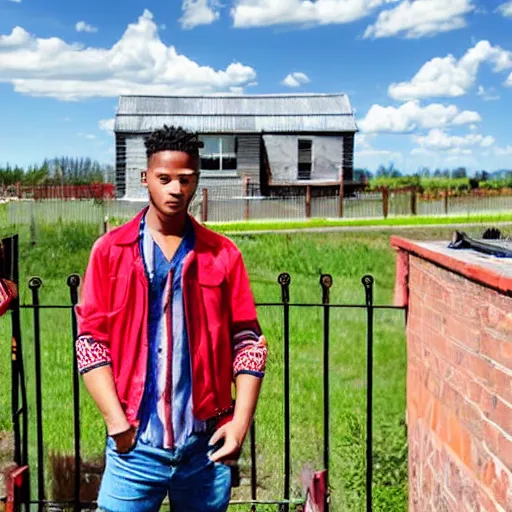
[8,235,30,511]
[19,305,74,309]
[67,274,81,512]
[254,303,405,310]
[320,274,333,510]
[3,235,21,469]
[20,303,406,311]
[362,275,374,512]
[29,277,45,512]
[250,421,257,512]
[29,499,307,507]
[278,273,291,512]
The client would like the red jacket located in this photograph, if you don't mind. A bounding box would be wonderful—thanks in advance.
[75,207,263,427]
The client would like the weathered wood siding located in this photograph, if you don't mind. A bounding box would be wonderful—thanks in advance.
[237,135,261,183]
[125,135,148,200]
[115,133,127,198]
[263,135,343,183]
[342,134,354,182]
[311,136,343,181]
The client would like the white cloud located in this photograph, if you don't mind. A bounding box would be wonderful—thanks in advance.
[364,0,474,39]
[495,145,512,156]
[7,0,21,3]
[388,40,512,100]
[0,10,257,100]
[180,0,220,29]
[477,85,500,101]
[282,72,310,87]
[99,118,115,133]
[414,128,495,151]
[498,2,512,17]
[231,0,393,28]
[75,21,98,33]
[359,100,481,133]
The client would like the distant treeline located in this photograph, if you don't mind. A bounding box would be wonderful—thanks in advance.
[354,164,512,193]
[0,157,115,186]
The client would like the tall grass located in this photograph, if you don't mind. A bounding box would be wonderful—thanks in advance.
[0,222,458,510]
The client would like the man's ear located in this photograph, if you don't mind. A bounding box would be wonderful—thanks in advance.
[141,170,147,186]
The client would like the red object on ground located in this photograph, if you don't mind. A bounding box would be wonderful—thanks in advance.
[5,465,29,512]
[304,470,328,512]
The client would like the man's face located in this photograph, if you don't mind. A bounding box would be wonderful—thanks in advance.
[144,150,199,218]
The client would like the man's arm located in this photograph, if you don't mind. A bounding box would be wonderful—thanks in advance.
[209,374,262,463]
[209,248,268,462]
[75,240,135,451]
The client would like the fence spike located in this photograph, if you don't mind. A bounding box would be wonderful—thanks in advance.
[320,274,333,305]
[28,276,43,290]
[277,273,291,304]
[66,274,81,289]
[361,275,374,307]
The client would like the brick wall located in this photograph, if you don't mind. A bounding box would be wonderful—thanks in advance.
[405,254,512,512]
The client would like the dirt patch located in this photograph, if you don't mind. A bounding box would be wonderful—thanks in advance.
[0,431,13,468]
[0,430,15,504]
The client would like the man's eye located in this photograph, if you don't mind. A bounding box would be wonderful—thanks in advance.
[159,176,169,183]
[180,178,191,186]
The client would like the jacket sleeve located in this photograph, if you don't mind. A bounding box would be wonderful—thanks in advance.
[75,238,112,374]
[228,249,268,379]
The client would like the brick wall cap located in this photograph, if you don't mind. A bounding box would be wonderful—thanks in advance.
[391,236,512,296]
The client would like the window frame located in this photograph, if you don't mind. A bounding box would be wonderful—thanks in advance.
[199,135,238,176]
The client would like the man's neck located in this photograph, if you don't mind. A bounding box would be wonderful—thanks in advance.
[145,205,187,238]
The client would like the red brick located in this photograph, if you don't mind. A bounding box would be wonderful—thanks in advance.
[476,488,500,512]
[481,330,512,369]
[486,396,512,434]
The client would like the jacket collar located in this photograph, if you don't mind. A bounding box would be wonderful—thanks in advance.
[111,205,215,249]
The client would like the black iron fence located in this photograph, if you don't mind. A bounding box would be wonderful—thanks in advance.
[1,234,406,512]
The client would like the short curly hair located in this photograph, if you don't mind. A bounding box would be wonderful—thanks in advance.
[144,125,204,161]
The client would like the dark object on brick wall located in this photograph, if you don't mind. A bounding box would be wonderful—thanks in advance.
[482,227,502,240]
[448,231,512,258]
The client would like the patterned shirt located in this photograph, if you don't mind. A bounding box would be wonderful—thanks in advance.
[137,214,206,448]
[76,214,268,450]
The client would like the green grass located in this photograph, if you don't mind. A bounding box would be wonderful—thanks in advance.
[0,222,459,511]
[204,211,512,233]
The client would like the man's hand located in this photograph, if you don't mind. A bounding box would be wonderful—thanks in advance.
[208,421,248,464]
[111,425,137,454]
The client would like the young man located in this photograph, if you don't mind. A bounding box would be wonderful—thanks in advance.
[75,125,268,512]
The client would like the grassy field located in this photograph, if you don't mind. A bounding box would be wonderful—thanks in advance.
[0,221,460,511]
[205,212,512,233]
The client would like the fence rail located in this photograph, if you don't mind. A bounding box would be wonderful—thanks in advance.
[5,187,512,228]
[1,234,407,512]
[1,184,115,200]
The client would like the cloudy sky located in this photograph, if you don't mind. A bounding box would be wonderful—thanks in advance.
[0,0,511,173]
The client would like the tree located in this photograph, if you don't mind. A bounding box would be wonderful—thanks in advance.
[354,168,373,182]
[451,167,467,179]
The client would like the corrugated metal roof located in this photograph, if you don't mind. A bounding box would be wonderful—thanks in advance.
[114,94,358,133]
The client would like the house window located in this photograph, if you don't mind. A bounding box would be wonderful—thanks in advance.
[199,136,237,172]
[298,139,312,180]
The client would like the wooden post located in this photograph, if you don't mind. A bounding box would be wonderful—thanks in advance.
[410,186,417,215]
[444,188,449,215]
[338,180,344,218]
[382,187,389,219]
[201,188,208,223]
[305,185,311,218]
[244,176,251,221]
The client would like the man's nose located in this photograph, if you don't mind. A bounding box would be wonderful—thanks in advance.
[168,179,182,195]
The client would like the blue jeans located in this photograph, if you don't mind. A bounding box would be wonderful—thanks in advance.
[98,432,232,512]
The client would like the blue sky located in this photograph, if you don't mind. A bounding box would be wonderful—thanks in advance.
[0,0,511,174]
